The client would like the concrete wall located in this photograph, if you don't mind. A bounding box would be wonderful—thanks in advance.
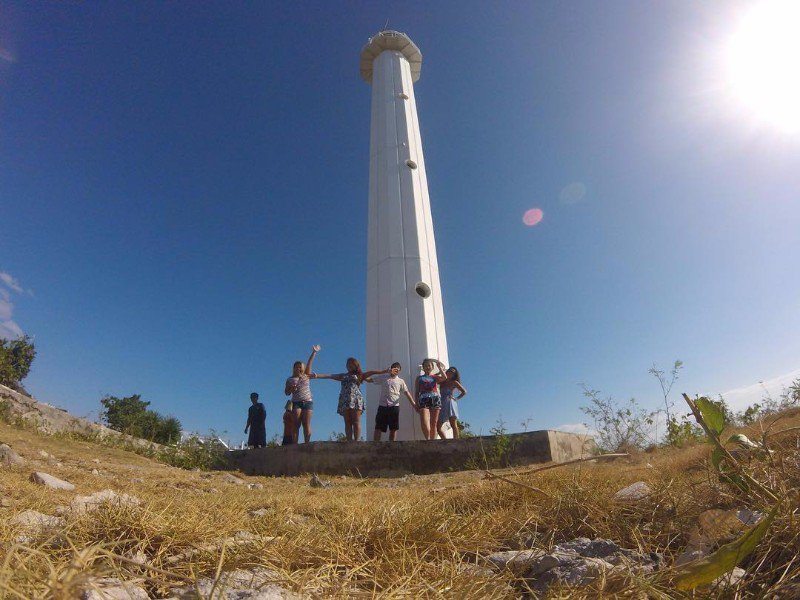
[227,430,596,478]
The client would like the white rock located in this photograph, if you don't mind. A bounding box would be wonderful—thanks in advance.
[613,481,652,502]
[486,549,550,575]
[714,566,746,587]
[248,483,264,490]
[81,577,149,600]
[0,444,24,466]
[38,450,52,459]
[169,567,300,599]
[221,473,246,485]
[69,489,140,514]
[309,474,331,488]
[30,471,75,490]
[11,509,65,530]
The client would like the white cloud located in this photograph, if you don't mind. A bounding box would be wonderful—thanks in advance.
[0,271,27,339]
[719,368,800,411]
[554,422,597,436]
[0,272,23,294]
[0,320,24,339]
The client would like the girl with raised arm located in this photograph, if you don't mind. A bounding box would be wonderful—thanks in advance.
[414,359,448,440]
[315,357,384,441]
[284,345,320,443]
[437,367,467,439]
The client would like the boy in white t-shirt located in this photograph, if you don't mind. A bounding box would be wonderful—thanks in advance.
[369,362,417,441]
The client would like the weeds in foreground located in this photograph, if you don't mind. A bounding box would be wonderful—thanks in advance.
[1,405,799,598]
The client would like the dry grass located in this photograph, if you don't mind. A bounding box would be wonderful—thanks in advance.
[1,411,799,599]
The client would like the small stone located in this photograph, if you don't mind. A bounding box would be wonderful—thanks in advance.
[486,549,550,575]
[30,471,75,490]
[736,509,763,526]
[309,474,331,488]
[91,469,100,475]
[38,450,52,459]
[69,489,140,514]
[131,478,144,484]
[613,481,652,502]
[221,473,246,485]
[92,458,101,464]
[10,509,65,541]
[455,562,495,577]
[233,530,259,543]
[127,550,148,566]
[247,483,264,490]
[168,567,299,599]
[0,444,24,466]
[287,514,310,525]
[80,577,149,600]
[250,508,271,518]
[1,497,11,508]
[714,567,746,587]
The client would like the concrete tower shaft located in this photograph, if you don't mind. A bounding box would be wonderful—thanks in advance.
[361,31,449,441]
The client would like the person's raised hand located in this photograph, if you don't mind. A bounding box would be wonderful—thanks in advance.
[312,344,321,352]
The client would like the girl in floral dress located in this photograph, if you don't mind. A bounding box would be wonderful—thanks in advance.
[315,358,384,441]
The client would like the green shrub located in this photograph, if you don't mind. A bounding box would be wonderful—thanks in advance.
[99,394,182,444]
[0,336,36,388]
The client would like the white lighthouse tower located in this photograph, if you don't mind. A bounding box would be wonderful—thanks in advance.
[360,31,450,441]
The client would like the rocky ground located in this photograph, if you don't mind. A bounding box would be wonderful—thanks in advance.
[1,406,799,598]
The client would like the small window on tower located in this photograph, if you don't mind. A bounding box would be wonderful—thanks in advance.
[406,159,417,169]
[398,92,409,99]
[415,282,431,298]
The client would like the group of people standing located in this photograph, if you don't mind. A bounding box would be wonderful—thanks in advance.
[244,345,467,447]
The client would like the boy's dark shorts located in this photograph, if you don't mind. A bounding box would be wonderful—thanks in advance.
[375,405,400,432]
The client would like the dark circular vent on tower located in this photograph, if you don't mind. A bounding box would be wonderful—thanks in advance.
[415,282,431,298]
[406,159,418,169]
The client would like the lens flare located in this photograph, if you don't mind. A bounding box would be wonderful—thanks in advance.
[522,208,544,227]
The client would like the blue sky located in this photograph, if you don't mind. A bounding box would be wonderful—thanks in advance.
[2,1,798,444]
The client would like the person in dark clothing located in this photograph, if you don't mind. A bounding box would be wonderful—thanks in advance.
[244,392,267,448]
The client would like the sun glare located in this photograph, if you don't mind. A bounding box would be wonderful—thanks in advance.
[725,0,800,133]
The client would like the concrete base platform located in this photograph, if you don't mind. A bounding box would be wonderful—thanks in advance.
[227,430,596,478]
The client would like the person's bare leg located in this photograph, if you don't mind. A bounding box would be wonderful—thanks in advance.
[302,410,312,443]
[352,409,362,441]
[343,415,352,441]
[293,408,302,443]
[418,408,430,439]
[449,417,460,439]
[429,409,441,440]
[389,429,397,441]
[436,421,447,439]
[373,429,382,441]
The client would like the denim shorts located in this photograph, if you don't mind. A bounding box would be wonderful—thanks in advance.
[292,400,314,411]
[418,395,441,410]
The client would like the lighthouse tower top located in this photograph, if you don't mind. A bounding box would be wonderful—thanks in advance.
[359,30,422,84]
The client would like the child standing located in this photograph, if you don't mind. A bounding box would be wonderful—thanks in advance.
[415,359,448,440]
[369,362,417,441]
[315,357,384,441]
[281,399,295,446]
[284,345,320,443]
[437,367,467,439]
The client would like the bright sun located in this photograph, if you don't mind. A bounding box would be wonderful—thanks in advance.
[725,0,800,133]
